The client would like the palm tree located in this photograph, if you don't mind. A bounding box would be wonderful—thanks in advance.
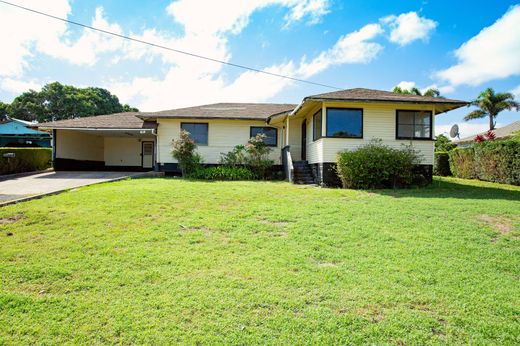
[464,88,519,130]
[392,86,441,97]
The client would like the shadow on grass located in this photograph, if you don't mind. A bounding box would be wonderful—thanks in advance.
[372,178,520,201]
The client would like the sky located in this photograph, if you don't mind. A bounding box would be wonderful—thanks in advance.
[0,0,519,138]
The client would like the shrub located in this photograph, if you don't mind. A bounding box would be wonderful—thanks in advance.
[449,148,476,179]
[171,130,202,176]
[219,134,273,179]
[188,166,256,181]
[219,145,247,167]
[336,139,421,189]
[0,148,52,175]
[244,133,273,179]
[434,151,451,176]
[473,140,519,185]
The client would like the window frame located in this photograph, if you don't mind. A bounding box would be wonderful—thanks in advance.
[313,109,322,142]
[180,122,209,146]
[249,126,278,147]
[395,110,433,140]
[325,107,364,139]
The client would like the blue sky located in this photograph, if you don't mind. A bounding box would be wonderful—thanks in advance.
[0,0,519,138]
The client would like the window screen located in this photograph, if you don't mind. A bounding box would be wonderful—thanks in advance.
[180,123,208,145]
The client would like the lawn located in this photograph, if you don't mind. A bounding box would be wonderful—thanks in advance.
[1,177,519,344]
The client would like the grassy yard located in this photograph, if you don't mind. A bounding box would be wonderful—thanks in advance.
[1,177,519,344]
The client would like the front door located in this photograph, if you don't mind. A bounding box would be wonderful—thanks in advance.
[301,120,307,161]
[141,141,154,169]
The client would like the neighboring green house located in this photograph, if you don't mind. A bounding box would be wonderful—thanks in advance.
[0,117,51,147]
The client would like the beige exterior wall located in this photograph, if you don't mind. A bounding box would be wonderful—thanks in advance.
[55,130,104,161]
[301,101,436,165]
[157,118,283,164]
[104,137,146,167]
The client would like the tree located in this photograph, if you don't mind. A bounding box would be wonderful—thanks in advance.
[464,88,519,130]
[0,102,9,120]
[7,82,139,122]
[392,86,442,98]
[171,130,202,176]
[435,134,456,152]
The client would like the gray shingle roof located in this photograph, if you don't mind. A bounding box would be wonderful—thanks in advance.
[307,88,467,105]
[139,103,297,121]
[455,120,520,143]
[38,112,156,129]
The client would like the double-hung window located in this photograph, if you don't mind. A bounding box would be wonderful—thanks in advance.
[313,110,322,141]
[326,108,363,138]
[180,123,208,145]
[396,111,432,140]
[250,126,278,146]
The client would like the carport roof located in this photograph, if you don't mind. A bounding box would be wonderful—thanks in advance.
[38,112,157,130]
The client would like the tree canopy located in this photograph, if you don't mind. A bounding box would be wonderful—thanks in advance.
[392,86,442,98]
[3,82,138,122]
[464,87,519,130]
[434,134,456,152]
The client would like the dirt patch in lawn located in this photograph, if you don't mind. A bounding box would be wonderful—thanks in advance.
[477,214,516,236]
[0,214,25,224]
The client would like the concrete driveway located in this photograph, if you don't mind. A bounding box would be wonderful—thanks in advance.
[0,171,150,205]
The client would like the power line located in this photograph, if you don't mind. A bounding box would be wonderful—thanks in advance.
[0,0,343,90]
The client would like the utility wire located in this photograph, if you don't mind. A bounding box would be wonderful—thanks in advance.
[0,0,343,90]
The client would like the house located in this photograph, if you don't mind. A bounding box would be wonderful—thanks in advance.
[454,120,520,146]
[38,88,467,185]
[0,117,51,147]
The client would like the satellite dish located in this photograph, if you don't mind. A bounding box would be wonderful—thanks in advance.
[450,124,460,139]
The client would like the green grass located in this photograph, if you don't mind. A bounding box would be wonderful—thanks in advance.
[1,177,519,344]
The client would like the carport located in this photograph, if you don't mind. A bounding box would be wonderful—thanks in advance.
[38,113,157,171]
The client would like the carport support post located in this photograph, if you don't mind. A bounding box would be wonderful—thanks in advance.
[52,129,57,162]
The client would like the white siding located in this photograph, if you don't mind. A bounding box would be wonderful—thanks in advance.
[104,137,144,167]
[303,101,435,165]
[56,130,104,161]
[157,119,283,164]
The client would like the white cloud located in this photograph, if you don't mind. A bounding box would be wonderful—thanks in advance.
[382,12,437,46]
[436,123,502,139]
[435,5,520,87]
[511,85,520,99]
[297,24,383,78]
[0,78,42,94]
[110,22,384,110]
[0,0,71,77]
[166,0,329,35]
[396,81,416,90]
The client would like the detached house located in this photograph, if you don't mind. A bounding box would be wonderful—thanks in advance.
[39,88,467,186]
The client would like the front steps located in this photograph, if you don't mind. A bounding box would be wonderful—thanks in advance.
[292,161,316,185]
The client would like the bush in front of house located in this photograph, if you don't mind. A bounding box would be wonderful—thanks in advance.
[434,151,451,176]
[0,147,52,175]
[336,139,421,189]
[171,130,202,176]
[218,133,274,179]
[188,166,257,181]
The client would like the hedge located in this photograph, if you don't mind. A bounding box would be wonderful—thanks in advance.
[0,148,52,175]
[188,166,257,181]
[434,151,451,176]
[449,140,520,185]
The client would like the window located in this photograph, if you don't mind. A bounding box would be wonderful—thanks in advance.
[313,110,322,141]
[326,108,363,138]
[180,123,208,145]
[250,126,278,146]
[396,110,432,139]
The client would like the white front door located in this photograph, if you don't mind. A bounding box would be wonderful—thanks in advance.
[141,141,154,169]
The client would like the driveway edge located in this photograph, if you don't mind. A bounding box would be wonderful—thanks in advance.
[0,171,163,208]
